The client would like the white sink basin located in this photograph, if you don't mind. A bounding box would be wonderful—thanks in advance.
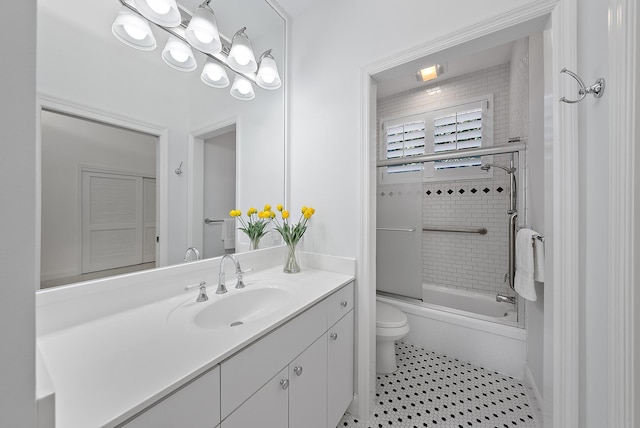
[192,286,292,330]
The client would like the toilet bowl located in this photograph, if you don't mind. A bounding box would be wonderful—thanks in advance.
[376,301,410,373]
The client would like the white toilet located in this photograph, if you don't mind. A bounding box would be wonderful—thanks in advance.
[376,301,410,373]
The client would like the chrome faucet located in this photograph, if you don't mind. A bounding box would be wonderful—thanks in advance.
[184,247,201,262]
[217,254,246,294]
[184,281,209,302]
[496,293,516,304]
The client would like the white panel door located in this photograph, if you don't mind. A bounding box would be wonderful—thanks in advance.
[142,177,156,263]
[81,171,143,273]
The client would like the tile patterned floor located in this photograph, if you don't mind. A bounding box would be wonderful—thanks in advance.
[339,343,540,428]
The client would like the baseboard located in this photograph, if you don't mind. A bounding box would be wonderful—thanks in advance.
[523,364,544,424]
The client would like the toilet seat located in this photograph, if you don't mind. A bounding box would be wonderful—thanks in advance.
[376,301,408,328]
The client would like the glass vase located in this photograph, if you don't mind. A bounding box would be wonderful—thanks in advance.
[250,237,261,251]
[283,241,300,273]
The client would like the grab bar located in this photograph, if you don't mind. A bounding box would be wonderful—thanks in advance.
[204,218,224,225]
[508,212,518,291]
[376,227,416,232]
[422,226,487,235]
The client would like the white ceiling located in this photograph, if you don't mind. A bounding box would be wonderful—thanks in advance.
[373,42,515,99]
[268,0,318,18]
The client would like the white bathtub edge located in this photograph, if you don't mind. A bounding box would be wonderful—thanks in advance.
[377,295,526,341]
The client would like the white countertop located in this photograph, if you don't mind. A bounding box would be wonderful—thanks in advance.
[37,264,354,428]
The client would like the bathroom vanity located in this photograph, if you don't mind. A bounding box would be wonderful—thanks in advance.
[36,249,355,428]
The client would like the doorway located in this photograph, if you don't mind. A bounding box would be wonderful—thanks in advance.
[40,109,158,288]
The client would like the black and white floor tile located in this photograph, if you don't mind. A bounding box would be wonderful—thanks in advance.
[339,343,540,428]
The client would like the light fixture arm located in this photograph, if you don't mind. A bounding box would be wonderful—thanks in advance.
[117,0,260,84]
[258,49,274,64]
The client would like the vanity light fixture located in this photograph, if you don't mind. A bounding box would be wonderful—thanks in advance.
[112,0,282,101]
[230,75,255,100]
[162,35,198,72]
[111,10,157,51]
[132,0,181,28]
[184,0,222,55]
[256,50,282,90]
[227,27,258,73]
[415,64,444,82]
[201,59,230,88]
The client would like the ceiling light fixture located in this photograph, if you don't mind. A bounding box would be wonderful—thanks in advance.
[415,64,445,82]
[112,0,282,101]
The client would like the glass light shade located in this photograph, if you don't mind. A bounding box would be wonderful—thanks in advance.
[256,53,281,90]
[201,60,229,88]
[227,28,257,73]
[132,0,181,27]
[162,36,197,72]
[112,11,157,51]
[230,75,255,100]
[185,3,222,54]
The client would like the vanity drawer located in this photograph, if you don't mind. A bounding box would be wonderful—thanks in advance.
[326,281,354,328]
[220,299,327,419]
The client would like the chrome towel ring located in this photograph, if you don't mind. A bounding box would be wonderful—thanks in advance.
[560,68,605,103]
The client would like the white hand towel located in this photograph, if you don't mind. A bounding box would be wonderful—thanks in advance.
[533,235,545,283]
[221,218,236,250]
[514,228,539,301]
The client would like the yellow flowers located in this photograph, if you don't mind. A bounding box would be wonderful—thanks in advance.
[282,210,290,219]
[229,209,241,217]
[272,204,315,246]
[277,204,284,212]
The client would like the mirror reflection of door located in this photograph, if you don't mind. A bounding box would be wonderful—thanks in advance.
[40,110,157,289]
[202,126,236,259]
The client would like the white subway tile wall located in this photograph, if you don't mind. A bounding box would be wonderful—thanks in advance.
[377,62,527,298]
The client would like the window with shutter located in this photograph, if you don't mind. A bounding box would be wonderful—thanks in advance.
[379,96,493,183]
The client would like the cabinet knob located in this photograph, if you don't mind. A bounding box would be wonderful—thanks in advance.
[280,379,289,390]
[341,300,348,308]
[294,366,303,376]
[330,332,338,341]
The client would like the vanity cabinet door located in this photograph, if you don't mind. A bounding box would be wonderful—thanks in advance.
[289,335,328,428]
[120,366,220,428]
[327,311,354,428]
[221,367,289,428]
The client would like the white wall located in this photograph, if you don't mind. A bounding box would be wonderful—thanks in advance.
[0,1,36,426]
[288,0,540,258]
[40,111,157,281]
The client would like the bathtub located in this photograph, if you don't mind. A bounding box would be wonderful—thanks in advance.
[421,283,517,324]
[377,285,526,380]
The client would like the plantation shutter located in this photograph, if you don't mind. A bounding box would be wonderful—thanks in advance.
[432,105,483,170]
[384,118,426,174]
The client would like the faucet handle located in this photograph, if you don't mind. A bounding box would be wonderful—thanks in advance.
[185,281,208,302]
[235,268,253,289]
